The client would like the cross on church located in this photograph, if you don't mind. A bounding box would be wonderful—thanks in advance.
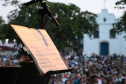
[104,0,106,9]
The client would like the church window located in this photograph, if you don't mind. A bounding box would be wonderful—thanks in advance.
[103,17,107,22]
[110,29,116,39]
[94,30,99,38]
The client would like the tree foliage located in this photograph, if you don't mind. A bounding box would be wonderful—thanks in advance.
[113,0,126,34]
[113,12,126,34]
[115,0,126,9]
[0,16,5,25]
[0,16,6,43]
[1,1,98,50]
[1,0,19,6]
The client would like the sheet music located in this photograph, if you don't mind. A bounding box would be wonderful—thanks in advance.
[11,25,68,74]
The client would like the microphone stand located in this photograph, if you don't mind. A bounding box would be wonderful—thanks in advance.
[24,0,60,29]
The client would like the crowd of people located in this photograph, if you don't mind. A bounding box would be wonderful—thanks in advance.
[1,52,126,84]
[48,54,126,84]
[0,55,21,66]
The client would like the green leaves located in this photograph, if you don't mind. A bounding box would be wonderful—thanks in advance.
[113,0,126,35]
[1,1,98,50]
[0,16,5,25]
[113,12,126,34]
[45,2,98,50]
[115,0,126,9]
[1,0,19,7]
[0,16,5,41]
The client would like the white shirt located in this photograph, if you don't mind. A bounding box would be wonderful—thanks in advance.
[98,79,102,84]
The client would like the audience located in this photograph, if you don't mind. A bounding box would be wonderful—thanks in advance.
[1,52,126,84]
[48,53,126,84]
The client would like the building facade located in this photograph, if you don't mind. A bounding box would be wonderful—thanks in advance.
[83,9,126,56]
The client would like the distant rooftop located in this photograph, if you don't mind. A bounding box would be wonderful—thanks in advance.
[0,46,16,50]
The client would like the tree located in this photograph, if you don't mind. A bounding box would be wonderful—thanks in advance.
[0,24,21,44]
[0,16,5,25]
[113,0,126,34]
[1,0,19,6]
[115,0,126,9]
[0,16,6,44]
[2,1,98,50]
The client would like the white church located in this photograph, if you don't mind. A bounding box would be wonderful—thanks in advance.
[83,8,126,56]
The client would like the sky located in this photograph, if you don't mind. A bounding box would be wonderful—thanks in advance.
[0,0,125,23]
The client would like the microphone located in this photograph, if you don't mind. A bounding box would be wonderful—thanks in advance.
[24,0,40,6]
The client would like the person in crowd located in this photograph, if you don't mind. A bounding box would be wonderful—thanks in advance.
[89,75,98,84]
[65,80,70,84]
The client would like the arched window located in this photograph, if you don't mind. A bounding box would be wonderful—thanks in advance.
[110,29,116,39]
[94,30,99,38]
